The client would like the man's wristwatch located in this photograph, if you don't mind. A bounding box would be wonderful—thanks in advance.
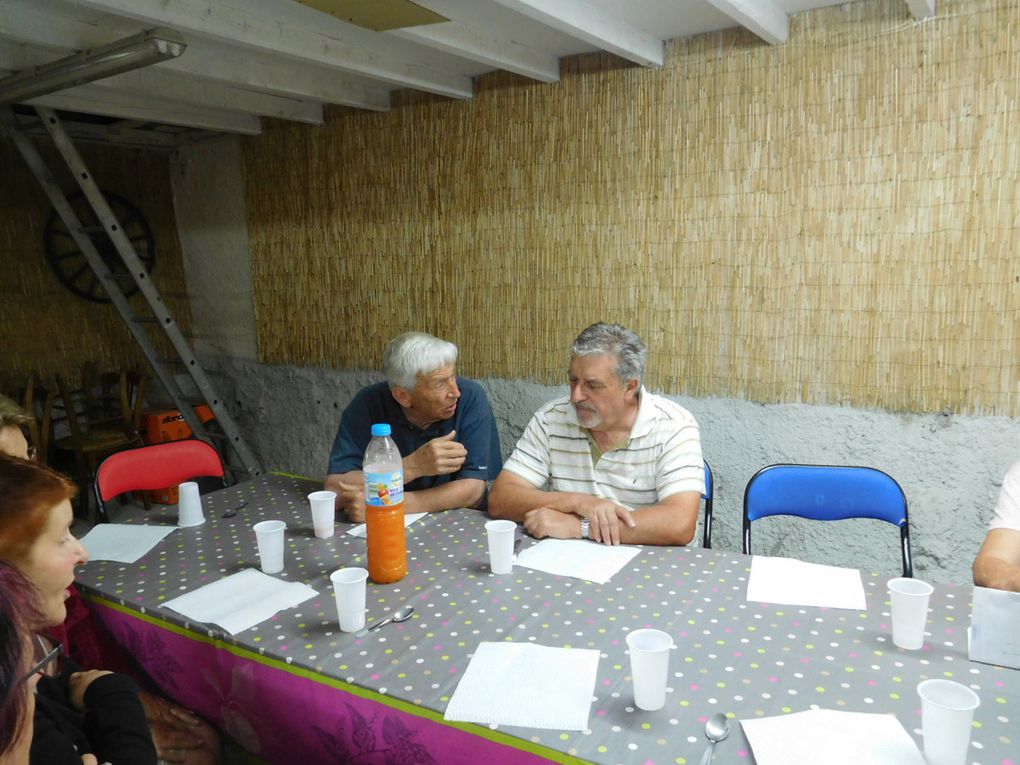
[580,518,590,539]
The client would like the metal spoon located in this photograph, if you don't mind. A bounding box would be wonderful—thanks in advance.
[355,605,414,637]
[221,500,247,519]
[698,713,730,765]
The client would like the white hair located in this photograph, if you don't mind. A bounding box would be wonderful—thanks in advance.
[383,332,459,390]
[571,322,647,385]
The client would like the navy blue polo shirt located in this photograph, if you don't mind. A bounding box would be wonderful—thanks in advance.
[327,378,503,503]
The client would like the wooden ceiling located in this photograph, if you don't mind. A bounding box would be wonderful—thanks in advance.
[0,0,935,146]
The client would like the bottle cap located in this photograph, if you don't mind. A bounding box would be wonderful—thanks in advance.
[370,423,392,437]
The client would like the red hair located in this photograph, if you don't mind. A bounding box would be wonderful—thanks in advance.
[0,561,42,757]
[0,455,77,565]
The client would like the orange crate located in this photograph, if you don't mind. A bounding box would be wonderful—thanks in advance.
[140,405,216,503]
[141,405,215,444]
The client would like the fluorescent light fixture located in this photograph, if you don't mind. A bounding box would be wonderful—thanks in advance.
[0,28,187,107]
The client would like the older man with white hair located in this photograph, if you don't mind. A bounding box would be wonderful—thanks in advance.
[326,332,503,521]
[489,322,705,547]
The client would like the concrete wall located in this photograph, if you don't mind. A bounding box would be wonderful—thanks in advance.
[203,354,1019,586]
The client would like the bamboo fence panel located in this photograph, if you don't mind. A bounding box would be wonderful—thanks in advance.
[0,139,192,386]
[242,0,1020,416]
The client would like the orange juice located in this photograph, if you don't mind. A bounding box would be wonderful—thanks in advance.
[366,503,407,583]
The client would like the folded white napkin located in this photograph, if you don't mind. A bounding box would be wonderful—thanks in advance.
[746,556,867,610]
[741,709,924,765]
[80,523,177,563]
[163,568,317,635]
[346,512,427,537]
[444,642,600,731]
[514,539,640,584]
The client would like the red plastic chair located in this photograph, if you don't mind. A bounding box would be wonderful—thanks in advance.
[93,439,226,522]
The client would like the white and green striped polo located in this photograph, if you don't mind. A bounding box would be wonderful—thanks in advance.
[503,389,705,508]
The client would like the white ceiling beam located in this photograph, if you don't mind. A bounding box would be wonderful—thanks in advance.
[705,0,789,45]
[391,22,559,83]
[13,117,182,149]
[0,40,324,124]
[488,0,663,67]
[904,0,936,19]
[72,0,475,99]
[23,83,263,134]
[0,1,392,111]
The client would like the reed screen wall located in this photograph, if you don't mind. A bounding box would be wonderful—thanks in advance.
[0,139,191,386]
[242,0,1020,416]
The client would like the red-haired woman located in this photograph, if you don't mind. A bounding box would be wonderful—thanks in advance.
[0,455,157,764]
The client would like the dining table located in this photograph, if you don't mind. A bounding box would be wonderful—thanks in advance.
[74,474,1019,765]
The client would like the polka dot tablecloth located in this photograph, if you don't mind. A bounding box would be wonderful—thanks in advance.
[76,475,1018,765]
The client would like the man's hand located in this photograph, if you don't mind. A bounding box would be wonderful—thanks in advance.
[523,507,584,540]
[139,690,221,765]
[67,670,112,712]
[336,481,367,522]
[404,431,466,481]
[576,499,636,546]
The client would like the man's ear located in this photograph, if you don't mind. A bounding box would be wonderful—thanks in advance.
[624,378,640,399]
[391,387,413,409]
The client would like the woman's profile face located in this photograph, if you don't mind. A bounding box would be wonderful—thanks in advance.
[20,499,88,628]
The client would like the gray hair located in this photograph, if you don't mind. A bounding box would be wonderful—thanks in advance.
[571,323,648,385]
[0,395,32,430]
[383,332,459,391]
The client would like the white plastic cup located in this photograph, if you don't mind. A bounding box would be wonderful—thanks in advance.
[917,679,980,765]
[253,520,286,574]
[485,519,516,574]
[888,577,934,649]
[177,481,206,527]
[626,628,673,711]
[308,490,337,539]
[331,567,368,632]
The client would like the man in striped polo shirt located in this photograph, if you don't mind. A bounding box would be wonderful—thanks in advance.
[489,323,705,546]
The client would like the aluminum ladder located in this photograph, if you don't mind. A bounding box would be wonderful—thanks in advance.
[0,105,263,480]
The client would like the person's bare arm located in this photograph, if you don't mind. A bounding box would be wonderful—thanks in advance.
[489,470,636,542]
[403,479,485,513]
[973,528,1020,592]
[327,472,484,521]
[523,491,699,547]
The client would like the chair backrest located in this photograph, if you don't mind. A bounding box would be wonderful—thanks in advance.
[702,461,715,548]
[95,439,225,503]
[742,463,912,577]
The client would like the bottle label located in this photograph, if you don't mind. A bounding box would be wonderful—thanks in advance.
[365,471,404,506]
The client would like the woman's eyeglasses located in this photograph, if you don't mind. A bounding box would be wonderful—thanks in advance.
[20,642,61,684]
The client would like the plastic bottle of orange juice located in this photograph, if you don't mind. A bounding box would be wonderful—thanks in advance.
[363,423,407,584]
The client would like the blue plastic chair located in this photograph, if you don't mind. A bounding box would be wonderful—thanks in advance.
[742,464,912,577]
[702,461,715,548]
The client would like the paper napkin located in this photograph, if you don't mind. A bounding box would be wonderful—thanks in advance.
[163,568,317,635]
[514,538,640,584]
[346,512,427,537]
[746,556,867,610]
[741,709,924,765]
[445,642,600,731]
[80,523,177,563]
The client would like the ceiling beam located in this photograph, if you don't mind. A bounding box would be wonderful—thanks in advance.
[24,83,263,134]
[904,0,936,19]
[72,0,475,98]
[12,116,183,150]
[488,0,663,67]
[0,40,324,124]
[705,0,789,45]
[391,22,559,83]
[0,1,392,111]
